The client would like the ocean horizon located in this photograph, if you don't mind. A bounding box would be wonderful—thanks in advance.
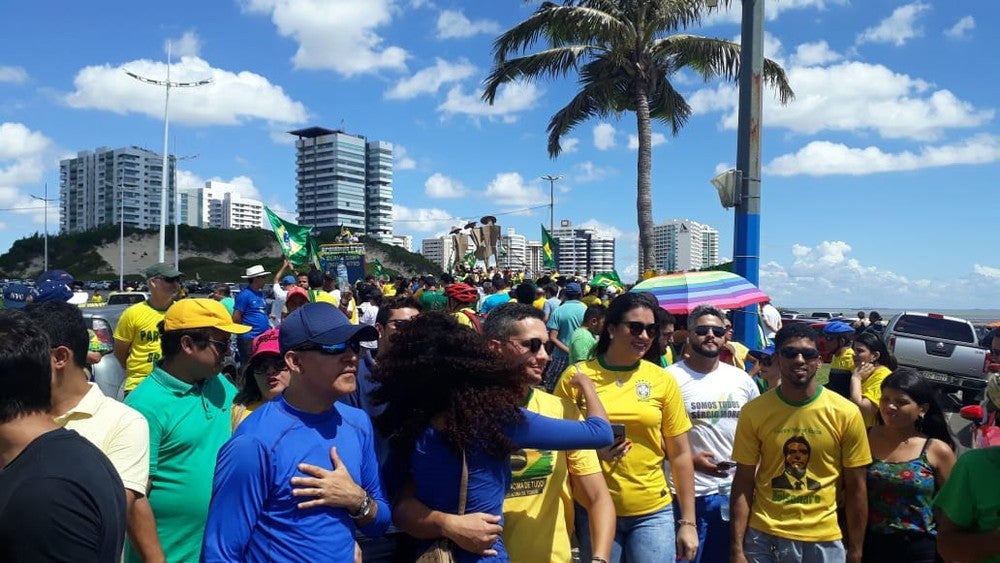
[786,307,1000,325]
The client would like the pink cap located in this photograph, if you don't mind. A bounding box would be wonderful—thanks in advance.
[249,328,281,364]
[285,286,309,303]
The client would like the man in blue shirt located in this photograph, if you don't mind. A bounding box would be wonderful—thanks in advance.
[233,264,272,369]
[543,282,586,391]
[202,302,390,562]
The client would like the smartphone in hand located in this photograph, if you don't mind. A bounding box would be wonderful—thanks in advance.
[715,460,737,471]
[611,423,626,442]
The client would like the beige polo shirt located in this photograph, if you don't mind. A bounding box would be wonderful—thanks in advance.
[54,383,150,494]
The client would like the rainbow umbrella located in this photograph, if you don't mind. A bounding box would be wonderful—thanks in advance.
[630,271,769,314]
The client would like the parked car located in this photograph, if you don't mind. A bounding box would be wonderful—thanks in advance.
[809,311,845,320]
[106,291,150,306]
[884,311,990,406]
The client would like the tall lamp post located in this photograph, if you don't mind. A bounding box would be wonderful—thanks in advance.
[125,41,211,265]
[29,183,53,272]
[540,175,562,231]
[172,154,199,268]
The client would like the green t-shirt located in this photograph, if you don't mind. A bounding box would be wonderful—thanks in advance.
[419,289,448,311]
[124,365,236,563]
[568,327,597,363]
[934,447,1000,562]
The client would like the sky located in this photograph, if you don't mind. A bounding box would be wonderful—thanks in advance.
[1,0,997,310]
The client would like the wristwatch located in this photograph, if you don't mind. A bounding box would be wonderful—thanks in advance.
[349,492,373,520]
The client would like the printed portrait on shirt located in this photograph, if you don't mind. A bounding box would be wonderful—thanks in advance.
[771,435,821,491]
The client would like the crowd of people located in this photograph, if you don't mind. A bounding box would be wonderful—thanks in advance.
[0,260,999,563]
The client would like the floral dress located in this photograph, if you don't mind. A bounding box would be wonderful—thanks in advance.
[865,438,939,562]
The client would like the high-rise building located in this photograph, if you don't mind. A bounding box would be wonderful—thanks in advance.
[549,220,615,277]
[289,127,394,242]
[420,237,452,273]
[499,228,528,271]
[59,146,176,233]
[653,219,720,272]
[391,234,413,253]
[525,240,543,274]
[221,193,265,230]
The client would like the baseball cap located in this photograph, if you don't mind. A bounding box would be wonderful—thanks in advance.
[144,262,183,279]
[748,345,775,361]
[2,282,30,309]
[279,302,378,354]
[564,282,583,297]
[249,328,281,365]
[822,321,855,335]
[285,286,309,303]
[281,275,296,285]
[162,298,251,334]
[32,270,75,303]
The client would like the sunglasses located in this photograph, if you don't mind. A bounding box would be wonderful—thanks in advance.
[159,276,181,284]
[207,338,231,355]
[624,322,658,337]
[385,319,412,329]
[299,340,361,356]
[509,338,555,354]
[256,358,288,373]
[758,356,773,366]
[694,325,727,338]
[778,346,821,360]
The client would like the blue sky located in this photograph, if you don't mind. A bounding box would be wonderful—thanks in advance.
[1,0,997,309]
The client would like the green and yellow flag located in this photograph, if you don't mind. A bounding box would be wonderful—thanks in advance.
[541,225,558,269]
[589,271,623,290]
[265,207,315,268]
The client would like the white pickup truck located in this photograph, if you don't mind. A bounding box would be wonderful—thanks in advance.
[884,312,991,405]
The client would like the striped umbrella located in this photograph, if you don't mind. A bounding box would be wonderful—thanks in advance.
[630,271,769,314]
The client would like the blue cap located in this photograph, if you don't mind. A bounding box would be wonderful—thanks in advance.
[748,345,775,360]
[822,321,855,335]
[2,282,30,309]
[564,282,583,296]
[279,302,378,354]
[32,270,75,303]
[281,275,296,285]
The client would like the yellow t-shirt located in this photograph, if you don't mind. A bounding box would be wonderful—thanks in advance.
[503,389,601,563]
[732,387,872,542]
[382,283,396,297]
[554,358,691,516]
[861,365,892,428]
[830,348,855,371]
[231,401,262,431]
[453,308,474,328]
[114,301,168,391]
[308,289,337,306]
[532,297,546,311]
[580,295,601,307]
[727,341,750,371]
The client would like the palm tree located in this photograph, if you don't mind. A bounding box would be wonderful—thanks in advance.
[483,0,793,273]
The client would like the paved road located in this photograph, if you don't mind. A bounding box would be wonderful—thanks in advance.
[946,411,975,455]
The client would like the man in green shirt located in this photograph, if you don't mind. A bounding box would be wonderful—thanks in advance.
[569,304,606,363]
[124,298,250,563]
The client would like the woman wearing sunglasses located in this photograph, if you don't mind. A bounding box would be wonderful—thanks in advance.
[230,328,290,430]
[850,331,898,428]
[554,292,698,563]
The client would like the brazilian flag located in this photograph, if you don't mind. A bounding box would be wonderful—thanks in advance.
[541,225,558,269]
[265,206,316,268]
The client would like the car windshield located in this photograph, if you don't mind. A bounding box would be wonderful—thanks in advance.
[893,315,976,343]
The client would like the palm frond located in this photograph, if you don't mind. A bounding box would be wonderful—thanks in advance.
[482,46,594,103]
[647,77,691,135]
[546,83,617,157]
[492,3,630,63]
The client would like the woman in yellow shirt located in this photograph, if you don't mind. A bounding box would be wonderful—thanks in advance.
[849,331,898,428]
[555,292,698,563]
[231,328,290,429]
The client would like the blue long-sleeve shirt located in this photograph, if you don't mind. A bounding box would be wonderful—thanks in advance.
[201,396,390,562]
[408,409,612,562]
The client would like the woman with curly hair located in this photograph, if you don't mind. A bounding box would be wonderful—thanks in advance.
[850,330,898,428]
[554,292,698,563]
[373,311,613,562]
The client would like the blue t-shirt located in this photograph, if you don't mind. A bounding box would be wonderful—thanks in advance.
[233,287,270,339]
[407,410,612,562]
[202,396,391,562]
[546,300,586,357]
[480,292,511,315]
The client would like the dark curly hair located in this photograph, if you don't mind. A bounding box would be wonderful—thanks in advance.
[371,311,525,460]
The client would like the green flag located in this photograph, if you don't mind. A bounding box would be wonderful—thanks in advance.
[370,259,385,278]
[589,271,623,290]
[265,207,314,268]
[541,225,558,269]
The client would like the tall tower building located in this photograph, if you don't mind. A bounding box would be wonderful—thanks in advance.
[549,220,616,277]
[499,228,528,271]
[289,127,394,242]
[59,146,176,233]
[652,219,720,272]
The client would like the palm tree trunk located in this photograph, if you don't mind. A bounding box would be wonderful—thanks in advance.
[634,87,655,275]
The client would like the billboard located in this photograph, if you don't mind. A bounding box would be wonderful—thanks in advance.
[317,243,367,287]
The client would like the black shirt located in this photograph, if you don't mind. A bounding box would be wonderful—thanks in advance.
[0,427,126,562]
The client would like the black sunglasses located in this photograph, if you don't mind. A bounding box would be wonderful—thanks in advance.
[624,322,658,337]
[694,325,727,338]
[510,338,555,354]
[207,338,231,355]
[779,346,821,360]
[758,356,773,366]
[159,276,181,284]
[299,340,361,356]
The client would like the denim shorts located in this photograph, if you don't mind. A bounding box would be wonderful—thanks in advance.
[744,527,845,563]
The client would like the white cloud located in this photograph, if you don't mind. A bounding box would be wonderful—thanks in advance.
[561,137,580,153]
[483,172,549,207]
[790,41,842,67]
[593,123,616,150]
[424,172,467,198]
[0,66,28,84]
[761,241,1000,309]
[702,0,850,25]
[627,132,667,150]
[764,134,1000,177]
[576,219,625,240]
[692,61,993,141]
[574,161,613,183]
[438,82,541,123]
[436,9,500,39]
[944,16,975,40]
[385,58,476,100]
[393,204,457,233]
[176,170,264,200]
[167,31,202,58]
[395,145,416,170]
[244,0,407,76]
[856,2,930,47]
[0,123,57,228]
[64,56,309,127]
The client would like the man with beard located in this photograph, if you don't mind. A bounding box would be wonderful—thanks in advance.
[729,323,870,563]
[665,305,759,563]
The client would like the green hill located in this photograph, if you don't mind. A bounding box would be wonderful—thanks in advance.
[0,225,438,282]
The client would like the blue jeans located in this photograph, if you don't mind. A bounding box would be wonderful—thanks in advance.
[744,528,845,563]
[576,502,676,563]
[673,494,730,563]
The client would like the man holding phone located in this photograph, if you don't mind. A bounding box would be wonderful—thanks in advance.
[665,305,759,563]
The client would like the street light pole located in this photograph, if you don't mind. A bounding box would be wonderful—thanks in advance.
[540,175,562,231]
[104,178,127,290]
[125,41,210,265]
[172,154,199,268]
[30,183,52,272]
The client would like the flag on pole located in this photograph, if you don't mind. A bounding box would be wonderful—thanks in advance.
[370,259,385,278]
[541,225,558,269]
[589,271,623,290]
[265,207,314,268]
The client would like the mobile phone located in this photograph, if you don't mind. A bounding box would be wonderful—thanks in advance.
[611,423,626,441]
[715,460,737,471]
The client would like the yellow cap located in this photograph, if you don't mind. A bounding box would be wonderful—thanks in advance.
[163,298,251,334]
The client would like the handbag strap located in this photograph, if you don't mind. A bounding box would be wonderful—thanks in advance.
[457,449,468,515]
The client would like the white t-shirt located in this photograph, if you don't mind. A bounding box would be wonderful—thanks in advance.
[665,360,760,497]
[270,283,288,325]
[761,303,782,339]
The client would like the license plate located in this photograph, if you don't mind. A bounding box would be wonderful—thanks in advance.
[921,371,952,384]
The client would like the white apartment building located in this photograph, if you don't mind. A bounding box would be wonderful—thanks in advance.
[221,192,265,229]
[549,220,615,277]
[499,228,528,270]
[391,234,413,253]
[59,146,176,233]
[525,240,543,274]
[653,219,720,272]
